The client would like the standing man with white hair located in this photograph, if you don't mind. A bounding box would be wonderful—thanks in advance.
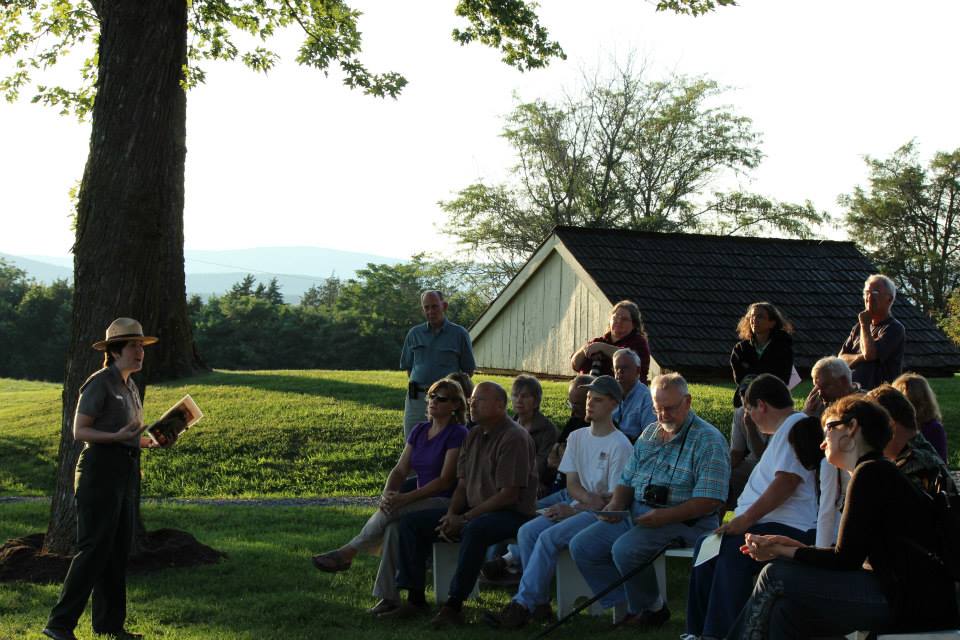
[400,290,476,439]
[838,274,905,391]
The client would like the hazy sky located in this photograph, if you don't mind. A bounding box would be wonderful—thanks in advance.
[1,0,958,263]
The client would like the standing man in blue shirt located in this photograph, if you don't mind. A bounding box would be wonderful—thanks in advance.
[400,290,476,439]
[611,349,656,442]
[568,373,730,629]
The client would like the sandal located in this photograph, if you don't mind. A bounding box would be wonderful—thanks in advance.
[311,550,352,573]
[367,599,400,615]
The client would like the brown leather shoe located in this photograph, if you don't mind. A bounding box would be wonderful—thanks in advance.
[378,601,430,620]
[430,605,466,629]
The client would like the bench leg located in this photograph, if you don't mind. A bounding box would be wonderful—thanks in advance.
[556,549,606,618]
[654,553,667,606]
[432,542,479,604]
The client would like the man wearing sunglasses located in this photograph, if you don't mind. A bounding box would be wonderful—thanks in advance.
[838,274,905,391]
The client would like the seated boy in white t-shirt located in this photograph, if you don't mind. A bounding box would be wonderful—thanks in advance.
[484,375,633,629]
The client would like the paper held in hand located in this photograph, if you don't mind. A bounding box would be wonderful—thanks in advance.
[146,394,203,446]
[694,532,722,567]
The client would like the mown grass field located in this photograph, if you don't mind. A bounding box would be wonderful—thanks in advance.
[1,370,957,499]
[1,370,958,640]
[0,500,701,640]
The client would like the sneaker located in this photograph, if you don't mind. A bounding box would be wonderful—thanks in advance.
[430,605,466,629]
[618,604,670,630]
[378,601,430,620]
[484,601,532,629]
[96,631,144,640]
[41,629,79,640]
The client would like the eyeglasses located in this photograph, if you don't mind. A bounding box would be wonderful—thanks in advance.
[654,399,686,414]
[863,289,887,297]
[428,394,451,403]
[823,419,848,432]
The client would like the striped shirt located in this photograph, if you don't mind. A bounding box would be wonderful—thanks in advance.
[619,411,730,506]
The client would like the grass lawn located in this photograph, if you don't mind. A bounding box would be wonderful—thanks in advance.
[0,500,697,640]
[0,370,957,500]
[2,369,959,639]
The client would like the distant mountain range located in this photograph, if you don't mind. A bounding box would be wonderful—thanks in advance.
[0,247,406,304]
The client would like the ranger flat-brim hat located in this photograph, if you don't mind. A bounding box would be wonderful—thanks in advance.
[92,317,159,351]
[580,374,623,403]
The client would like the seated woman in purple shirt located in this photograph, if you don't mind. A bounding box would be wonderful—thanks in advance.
[311,379,469,614]
[894,372,948,463]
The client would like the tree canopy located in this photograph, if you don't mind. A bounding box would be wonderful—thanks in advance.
[440,62,827,281]
[0,0,568,118]
[0,0,736,556]
[842,141,960,318]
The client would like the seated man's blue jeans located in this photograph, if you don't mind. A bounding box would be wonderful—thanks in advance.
[503,490,571,561]
[513,509,598,611]
[395,507,530,607]
[686,522,816,639]
[568,503,715,614]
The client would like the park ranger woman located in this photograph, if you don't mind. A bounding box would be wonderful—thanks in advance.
[43,318,170,640]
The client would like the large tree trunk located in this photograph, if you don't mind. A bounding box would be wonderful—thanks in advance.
[43,0,199,555]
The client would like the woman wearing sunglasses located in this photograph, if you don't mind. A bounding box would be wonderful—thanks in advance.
[311,378,469,615]
[731,396,958,638]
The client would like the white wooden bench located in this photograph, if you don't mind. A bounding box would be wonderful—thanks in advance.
[653,546,695,604]
[432,541,480,604]
[555,547,693,620]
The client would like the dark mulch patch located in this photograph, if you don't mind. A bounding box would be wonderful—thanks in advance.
[0,529,226,584]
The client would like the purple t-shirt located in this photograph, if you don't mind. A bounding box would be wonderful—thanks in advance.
[407,421,468,497]
[920,419,948,463]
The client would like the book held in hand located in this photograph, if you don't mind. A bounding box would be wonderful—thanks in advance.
[147,394,203,446]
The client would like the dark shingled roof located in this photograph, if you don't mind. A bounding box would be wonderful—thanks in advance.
[553,226,960,378]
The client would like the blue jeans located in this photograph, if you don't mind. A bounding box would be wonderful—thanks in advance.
[504,490,571,561]
[512,510,598,611]
[568,504,715,613]
[395,507,529,606]
[728,559,892,639]
[685,522,815,638]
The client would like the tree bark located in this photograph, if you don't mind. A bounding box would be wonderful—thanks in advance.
[44,0,199,555]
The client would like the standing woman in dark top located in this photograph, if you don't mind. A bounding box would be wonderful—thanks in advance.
[571,300,651,383]
[730,302,794,404]
[731,396,959,639]
[43,318,164,640]
[726,303,794,510]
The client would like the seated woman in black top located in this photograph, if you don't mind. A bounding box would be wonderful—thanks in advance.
[731,396,959,639]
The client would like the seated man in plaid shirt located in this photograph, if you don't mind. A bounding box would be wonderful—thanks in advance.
[568,373,730,629]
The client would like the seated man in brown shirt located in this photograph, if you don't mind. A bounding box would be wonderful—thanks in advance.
[385,381,538,628]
